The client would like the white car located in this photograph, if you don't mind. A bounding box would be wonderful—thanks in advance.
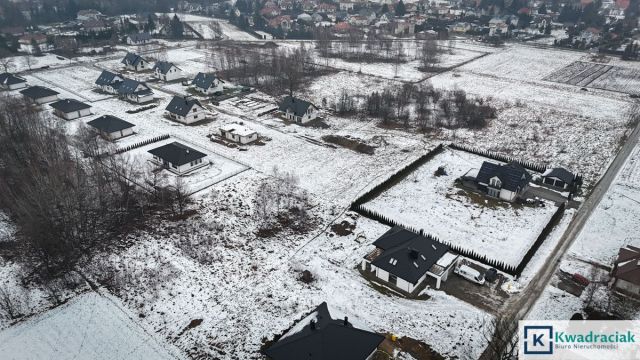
[455,264,486,285]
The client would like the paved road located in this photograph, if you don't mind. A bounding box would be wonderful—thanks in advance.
[479,113,640,359]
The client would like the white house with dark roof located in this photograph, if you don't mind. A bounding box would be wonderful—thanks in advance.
[87,115,135,141]
[278,95,318,124]
[116,78,154,103]
[148,142,208,175]
[191,72,224,95]
[49,99,92,120]
[541,167,577,191]
[126,32,152,45]
[219,123,258,144]
[121,52,148,72]
[264,302,384,360]
[152,61,182,82]
[165,96,206,124]
[473,161,531,202]
[20,86,59,104]
[94,70,124,94]
[0,72,27,90]
[361,226,459,293]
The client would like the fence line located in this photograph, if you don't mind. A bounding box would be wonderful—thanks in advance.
[114,134,170,154]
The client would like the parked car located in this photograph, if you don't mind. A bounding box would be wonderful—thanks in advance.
[572,273,590,286]
[485,268,498,283]
[455,264,485,285]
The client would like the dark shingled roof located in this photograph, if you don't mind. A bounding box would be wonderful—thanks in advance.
[87,115,134,133]
[191,72,223,90]
[614,245,640,286]
[165,96,202,117]
[128,32,151,43]
[264,302,384,360]
[20,86,59,99]
[152,61,179,75]
[476,161,531,192]
[370,227,450,284]
[95,70,122,86]
[121,52,145,66]
[543,167,575,185]
[117,78,151,95]
[279,95,316,117]
[0,72,27,86]
[148,142,206,166]
[49,99,91,113]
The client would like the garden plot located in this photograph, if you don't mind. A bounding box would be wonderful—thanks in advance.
[360,148,558,267]
[28,66,111,102]
[588,66,640,95]
[544,61,640,95]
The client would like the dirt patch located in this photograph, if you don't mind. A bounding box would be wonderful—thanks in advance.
[330,220,356,236]
[177,318,203,337]
[322,135,375,155]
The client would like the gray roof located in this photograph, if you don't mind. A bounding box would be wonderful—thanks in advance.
[264,302,384,360]
[543,167,575,185]
[95,70,122,86]
[117,78,151,96]
[152,61,179,75]
[20,86,59,99]
[0,72,27,86]
[476,161,531,192]
[165,96,202,117]
[370,227,450,284]
[279,96,316,117]
[121,52,145,66]
[87,115,134,133]
[50,99,91,113]
[148,142,206,166]
[191,72,223,90]
[128,32,151,43]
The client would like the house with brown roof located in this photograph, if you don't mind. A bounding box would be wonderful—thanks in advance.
[611,245,640,298]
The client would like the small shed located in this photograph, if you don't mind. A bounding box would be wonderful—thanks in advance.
[219,123,258,144]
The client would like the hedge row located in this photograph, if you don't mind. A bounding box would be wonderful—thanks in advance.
[114,134,170,154]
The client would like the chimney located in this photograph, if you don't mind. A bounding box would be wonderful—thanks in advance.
[310,320,316,330]
[343,316,349,326]
[409,248,419,259]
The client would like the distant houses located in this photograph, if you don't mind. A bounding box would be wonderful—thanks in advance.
[361,226,459,293]
[0,72,27,91]
[121,52,148,72]
[87,115,135,141]
[192,72,224,95]
[148,141,208,175]
[278,96,318,124]
[20,86,59,104]
[126,33,152,46]
[165,96,206,124]
[219,123,258,144]
[264,302,384,360]
[50,99,92,120]
[152,61,182,82]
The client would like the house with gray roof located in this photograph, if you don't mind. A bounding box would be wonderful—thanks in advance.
[191,72,224,95]
[278,95,318,124]
[20,86,59,104]
[165,96,206,124]
[121,52,148,71]
[361,227,459,294]
[474,161,531,202]
[117,78,154,103]
[126,32,152,45]
[541,167,578,191]
[152,61,182,82]
[50,99,92,120]
[264,302,384,360]
[0,72,27,90]
[148,141,208,174]
[95,70,124,94]
[87,115,135,141]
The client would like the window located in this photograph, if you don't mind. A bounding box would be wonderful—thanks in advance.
[172,163,177,169]
[193,108,197,112]
[389,258,398,266]
[389,274,397,285]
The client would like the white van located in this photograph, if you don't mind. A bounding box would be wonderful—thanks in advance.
[455,264,485,285]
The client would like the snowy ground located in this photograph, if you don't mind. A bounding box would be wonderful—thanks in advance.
[361,148,558,267]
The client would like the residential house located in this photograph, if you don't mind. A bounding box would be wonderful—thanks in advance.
[473,161,531,202]
[95,70,124,94]
[219,123,258,144]
[489,17,508,36]
[0,73,27,90]
[541,167,577,191]
[361,227,459,293]
[87,115,135,141]
[148,142,208,174]
[20,86,59,104]
[611,245,640,298]
[117,78,154,103]
[77,9,102,21]
[278,96,318,124]
[49,99,92,120]
[165,96,206,124]
[152,61,182,82]
[192,72,224,95]
[317,3,338,13]
[264,302,384,360]
[121,52,148,71]
[126,33,152,45]
[579,27,601,44]
[269,15,293,31]
[18,34,49,54]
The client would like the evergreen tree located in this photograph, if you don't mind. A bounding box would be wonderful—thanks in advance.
[395,0,406,16]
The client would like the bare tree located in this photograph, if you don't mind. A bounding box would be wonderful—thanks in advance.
[480,316,519,360]
[420,39,441,71]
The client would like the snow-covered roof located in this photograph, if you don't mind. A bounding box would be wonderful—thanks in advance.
[220,123,257,137]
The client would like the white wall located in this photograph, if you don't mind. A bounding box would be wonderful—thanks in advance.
[34,95,58,104]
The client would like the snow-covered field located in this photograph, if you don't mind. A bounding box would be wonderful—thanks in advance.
[361,148,558,266]
[0,292,186,359]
